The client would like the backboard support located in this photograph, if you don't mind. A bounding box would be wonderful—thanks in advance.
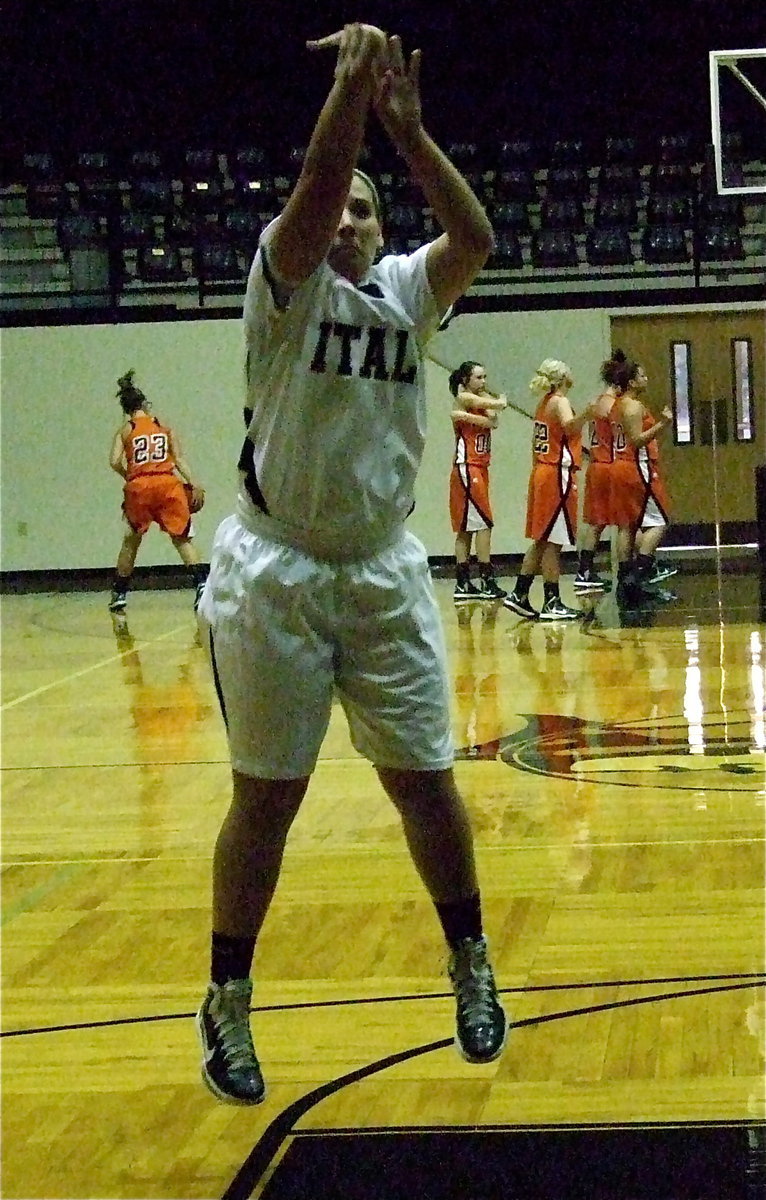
[709,49,766,195]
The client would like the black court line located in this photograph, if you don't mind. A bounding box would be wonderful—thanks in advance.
[2,973,764,1038]
[257,1122,766,1200]
[222,978,766,1200]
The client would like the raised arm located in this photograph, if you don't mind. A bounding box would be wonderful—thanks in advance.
[549,395,597,437]
[451,407,497,428]
[267,24,387,286]
[623,402,672,448]
[457,389,508,413]
[373,36,494,311]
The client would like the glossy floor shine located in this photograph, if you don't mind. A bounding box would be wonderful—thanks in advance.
[2,565,765,1199]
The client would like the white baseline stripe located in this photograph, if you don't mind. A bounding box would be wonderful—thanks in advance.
[1,625,188,711]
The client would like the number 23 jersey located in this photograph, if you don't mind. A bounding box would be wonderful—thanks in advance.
[122,414,175,480]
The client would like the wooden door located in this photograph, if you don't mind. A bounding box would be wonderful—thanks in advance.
[611,311,765,534]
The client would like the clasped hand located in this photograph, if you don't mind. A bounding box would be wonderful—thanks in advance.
[307,23,422,144]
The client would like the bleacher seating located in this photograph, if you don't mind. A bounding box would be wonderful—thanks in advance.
[1,131,763,310]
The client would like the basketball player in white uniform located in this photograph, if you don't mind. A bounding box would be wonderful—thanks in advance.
[196,24,507,1104]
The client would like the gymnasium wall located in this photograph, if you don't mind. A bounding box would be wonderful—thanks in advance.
[0,308,611,572]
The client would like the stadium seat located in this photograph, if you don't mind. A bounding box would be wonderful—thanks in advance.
[136,243,187,282]
[181,150,225,215]
[602,136,638,164]
[546,165,590,200]
[596,163,641,198]
[129,175,176,215]
[490,200,532,233]
[698,222,745,262]
[641,225,690,264]
[387,203,424,238]
[125,150,167,179]
[25,182,73,219]
[646,194,692,227]
[116,211,157,248]
[698,192,745,226]
[540,196,586,230]
[497,139,536,168]
[550,138,586,166]
[72,151,123,216]
[593,194,639,229]
[195,239,245,282]
[531,229,579,268]
[488,230,524,269]
[56,212,104,252]
[494,167,538,203]
[657,133,694,164]
[586,227,633,266]
[221,206,263,255]
[648,162,695,196]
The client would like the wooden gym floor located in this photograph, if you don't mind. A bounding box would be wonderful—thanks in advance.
[2,561,765,1198]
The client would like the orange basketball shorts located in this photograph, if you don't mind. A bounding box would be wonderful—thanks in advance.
[123,474,192,537]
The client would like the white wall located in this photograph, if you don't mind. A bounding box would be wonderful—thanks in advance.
[0,307,610,571]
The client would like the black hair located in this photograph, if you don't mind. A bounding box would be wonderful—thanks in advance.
[116,369,149,415]
[448,360,483,397]
[601,348,639,392]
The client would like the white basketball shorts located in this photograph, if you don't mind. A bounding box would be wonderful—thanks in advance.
[198,514,455,779]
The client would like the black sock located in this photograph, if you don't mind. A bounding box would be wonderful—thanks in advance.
[112,573,130,595]
[635,554,653,578]
[478,562,494,580]
[514,572,534,600]
[211,931,256,985]
[456,562,470,586]
[543,581,560,604]
[191,563,209,588]
[434,892,483,949]
[578,549,595,574]
[618,562,632,582]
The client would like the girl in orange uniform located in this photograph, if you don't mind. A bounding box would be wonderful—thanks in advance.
[449,360,508,601]
[574,375,618,592]
[108,370,206,612]
[605,350,673,604]
[504,359,594,620]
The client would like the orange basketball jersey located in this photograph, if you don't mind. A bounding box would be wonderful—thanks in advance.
[610,403,658,467]
[454,419,492,467]
[532,396,582,469]
[123,414,175,480]
[586,397,613,464]
[642,410,660,462]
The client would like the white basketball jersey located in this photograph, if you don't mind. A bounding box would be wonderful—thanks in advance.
[240,223,444,556]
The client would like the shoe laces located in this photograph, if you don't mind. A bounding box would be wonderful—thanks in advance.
[450,938,498,1026]
[210,980,258,1071]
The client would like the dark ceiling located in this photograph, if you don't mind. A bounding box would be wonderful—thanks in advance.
[3,0,764,159]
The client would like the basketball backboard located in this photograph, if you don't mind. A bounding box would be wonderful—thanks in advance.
[709,49,766,194]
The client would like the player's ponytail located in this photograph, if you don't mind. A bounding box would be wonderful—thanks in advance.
[116,369,149,415]
[529,359,572,395]
[601,348,639,393]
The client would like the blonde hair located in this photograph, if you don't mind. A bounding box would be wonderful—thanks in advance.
[528,358,572,395]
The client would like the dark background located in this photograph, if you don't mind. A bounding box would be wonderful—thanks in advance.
[3,0,765,162]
